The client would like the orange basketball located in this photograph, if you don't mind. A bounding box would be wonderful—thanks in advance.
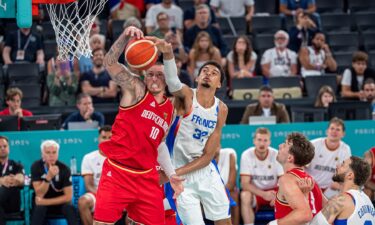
[125,38,158,71]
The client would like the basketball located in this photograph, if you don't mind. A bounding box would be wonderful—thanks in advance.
[125,38,158,71]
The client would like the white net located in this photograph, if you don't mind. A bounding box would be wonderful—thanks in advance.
[45,0,107,61]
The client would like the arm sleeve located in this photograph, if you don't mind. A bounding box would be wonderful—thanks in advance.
[341,69,352,86]
[157,142,176,178]
[163,58,183,93]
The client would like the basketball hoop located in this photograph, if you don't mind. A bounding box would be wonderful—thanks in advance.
[36,0,107,61]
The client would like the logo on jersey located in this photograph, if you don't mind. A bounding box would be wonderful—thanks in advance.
[164,112,168,120]
[107,171,112,177]
[150,101,156,107]
[191,114,217,129]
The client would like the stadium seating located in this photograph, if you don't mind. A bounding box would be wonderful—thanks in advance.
[354,12,375,33]
[321,13,353,33]
[7,63,40,84]
[252,15,282,35]
[231,77,263,100]
[327,32,359,53]
[254,0,277,15]
[268,76,302,99]
[316,0,344,14]
[44,40,58,61]
[334,52,353,74]
[348,0,375,13]
[291,107,327,122]
[304,74,338,98]
[254,33,274,54]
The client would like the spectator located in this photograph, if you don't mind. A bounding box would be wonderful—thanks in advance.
[78,125,112,225]
[362,79,375,113]
[261,30,298,78]
[314,85,336,108]
[215,146,239,225]
[184,4,228,56]
[364,146,375,202]
[341,51,375,100]
[30,140,76,225]
[79,34,106,75]
[61,94,105,130]
[80,48,118,104]
[187,31,221,79]
[183,0,218,30]
[149,12,172,39]
[145,0,162,10]
[145,0,183,35]
[227,35,257,80]
[0,87,33,118]
[165,30,188,64]
[288,11,318,53]
[240,128,283,225]
[47,59,79,106]
[306,117,351,198]
[0,136,25,225]
[299,32,337,77]
[279,0,321,29]
[240,85,290,124]
[110,0,141,20]
[2,27,45,70]
[210,0,254,22]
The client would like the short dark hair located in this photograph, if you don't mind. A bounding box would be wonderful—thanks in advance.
[364,78,375,86]
[99,125,112,134]
[352,51,368,63]
[0,136,9,143]
[259,85,273,93]
[287,132,315,167]
[197,61,225,85]
[6,87,23,101]
[92,48,106,56]
[77,93,91,104]
[329,117,345,132]
[350,156,370,186]
[312,31,325,39]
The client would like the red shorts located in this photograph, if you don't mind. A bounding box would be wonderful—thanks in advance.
[93,159,164,224]
[165,209,181,225]
[255,187,278,211]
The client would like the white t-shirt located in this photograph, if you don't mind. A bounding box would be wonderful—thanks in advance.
[261,47,297,77]
[145,4,183,30]
[81,150,106,188]
[217,148,237,185]
[210,0,254,17]
[301,46,326,77]
[306,137,351,189]
[240,147,284,190]
[341,68,364,90]
[226,50,258,73]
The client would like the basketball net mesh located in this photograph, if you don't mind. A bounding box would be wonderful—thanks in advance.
[45,0,107,61]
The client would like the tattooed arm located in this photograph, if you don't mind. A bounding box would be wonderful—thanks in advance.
[310,193,351,225]
[104,26,146,107]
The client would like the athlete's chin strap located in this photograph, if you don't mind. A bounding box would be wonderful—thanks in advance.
[309,211,330,225]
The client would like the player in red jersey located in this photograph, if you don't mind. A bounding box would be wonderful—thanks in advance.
[364,147,375,201]
[268,133,324,225]
[93,26,184,225]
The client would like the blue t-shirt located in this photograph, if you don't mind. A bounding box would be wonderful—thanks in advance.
[279,0,315,10]
[62,111,105,130]
[80,70,116,104]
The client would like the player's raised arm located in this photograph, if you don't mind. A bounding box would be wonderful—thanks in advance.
[176,101,228,176]
[146,36,193,103]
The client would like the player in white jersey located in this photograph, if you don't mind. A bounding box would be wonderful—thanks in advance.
[306,117,351,198]
[310,156,375,225]
[261,30,298,78]
[78,125,112,225]
[240,128,283,225]
[148,36,231,225]
[299,32,337,77]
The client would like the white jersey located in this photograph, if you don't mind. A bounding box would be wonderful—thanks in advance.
[261,47,297,77]
[306,138,351,189]
[172,89,220,169]
[240,147,284,190]
[81,150,106,188]
[301,46,326,77]
[336,189,375,224]
[217,148,237,185]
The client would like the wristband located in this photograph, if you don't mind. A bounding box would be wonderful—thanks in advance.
[269,220,278,225]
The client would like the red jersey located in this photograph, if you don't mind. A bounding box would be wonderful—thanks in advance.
[0,108,33,116]
[99,92,173,170]
[275,168,323,219]
[370,148,375,183]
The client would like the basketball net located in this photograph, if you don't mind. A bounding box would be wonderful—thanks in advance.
[44,0,107,61]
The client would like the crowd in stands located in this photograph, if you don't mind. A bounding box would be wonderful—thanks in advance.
[1,0,375,223]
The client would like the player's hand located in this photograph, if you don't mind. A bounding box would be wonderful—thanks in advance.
[14,108,23,118]
[298,177,314,195]
[263,190,276,202]
[145,36,173,54]
[124,26,144,39]
[169,174,185,199]
[35,196,46,206]
[158,170,169,185]
[47,164,59,180]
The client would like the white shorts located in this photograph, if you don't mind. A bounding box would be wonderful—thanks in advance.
[176,163,231,224]
[82,192,96,212]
